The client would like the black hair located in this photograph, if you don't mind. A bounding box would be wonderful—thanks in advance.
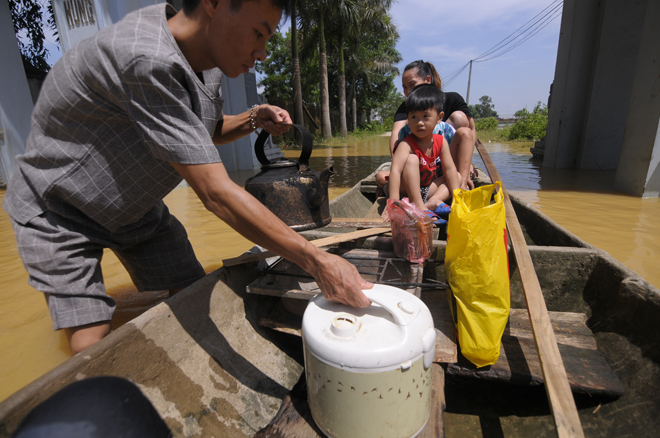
[181,0,292,17]
[404,60,442,90]
[405,84,445,114]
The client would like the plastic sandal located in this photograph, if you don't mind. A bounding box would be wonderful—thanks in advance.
[424,210,447,226]
[433,202,451,217]
[433,217,447,225]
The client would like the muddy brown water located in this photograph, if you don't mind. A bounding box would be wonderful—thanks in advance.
[0,136,658,403]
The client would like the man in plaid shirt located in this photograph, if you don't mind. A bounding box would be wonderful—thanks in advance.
[3,0,372,355]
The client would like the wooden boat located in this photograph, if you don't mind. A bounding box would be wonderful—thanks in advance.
[1,165,659,437]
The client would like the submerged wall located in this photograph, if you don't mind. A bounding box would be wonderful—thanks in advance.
[544,0,660,197]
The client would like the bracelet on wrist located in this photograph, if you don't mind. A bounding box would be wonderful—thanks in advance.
[249,104,259,131]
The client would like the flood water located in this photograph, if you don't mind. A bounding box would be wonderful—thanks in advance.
[1,135,658,402]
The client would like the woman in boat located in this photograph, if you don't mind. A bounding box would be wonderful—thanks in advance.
[377,60,476,199]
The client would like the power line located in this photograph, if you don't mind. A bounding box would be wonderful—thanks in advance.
[473,0,563,62]
[475,3,562,63]
[442,62,471,87]
[442,0,563,89]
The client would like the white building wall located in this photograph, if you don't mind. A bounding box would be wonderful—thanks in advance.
[0,0,34,185]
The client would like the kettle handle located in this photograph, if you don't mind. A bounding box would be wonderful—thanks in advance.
[254,124,313,167]
[363,287,419,327]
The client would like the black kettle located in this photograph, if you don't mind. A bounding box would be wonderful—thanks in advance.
[244,124,336,231]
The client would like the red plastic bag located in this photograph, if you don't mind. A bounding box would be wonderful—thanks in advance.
[383,198,433,263]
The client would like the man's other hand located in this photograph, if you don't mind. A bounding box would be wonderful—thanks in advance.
[255,104,293,136]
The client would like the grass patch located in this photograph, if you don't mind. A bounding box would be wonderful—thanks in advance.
[476,128,534,148]
[273,127,387,149]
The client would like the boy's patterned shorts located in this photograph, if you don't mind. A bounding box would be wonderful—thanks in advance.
[382,182,430,203]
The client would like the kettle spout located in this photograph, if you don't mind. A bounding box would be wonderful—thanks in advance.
[319,166,337,189]
[308,166,336,210]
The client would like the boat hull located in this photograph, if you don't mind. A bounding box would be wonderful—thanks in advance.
[1,168,659,437]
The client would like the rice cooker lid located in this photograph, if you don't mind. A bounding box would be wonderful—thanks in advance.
[302,284,436,370]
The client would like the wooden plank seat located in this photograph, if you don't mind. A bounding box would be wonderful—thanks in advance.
[447,309,625,398]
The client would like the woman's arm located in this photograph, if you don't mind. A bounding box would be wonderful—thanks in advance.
[389,120,408,155]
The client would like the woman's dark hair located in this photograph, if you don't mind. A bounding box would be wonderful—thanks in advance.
[404,60,442,90]
[405,84,445,114]
[181,0,292,17]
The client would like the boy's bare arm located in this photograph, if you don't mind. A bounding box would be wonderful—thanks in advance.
[388,141,412,200]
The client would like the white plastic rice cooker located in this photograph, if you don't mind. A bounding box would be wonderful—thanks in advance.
[302,284,436,438]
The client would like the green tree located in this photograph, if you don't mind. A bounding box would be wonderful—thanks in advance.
[256,29,319,106]
[475,117,498,131]
[374,85,404,125]
[470,95,499,119]
[508,102,548,140]
[9,0,54,74]
[344,4,399,130]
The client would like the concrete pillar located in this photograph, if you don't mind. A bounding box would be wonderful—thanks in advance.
[614,0,660,198]
[578,0,647,170]
[0,0,34,185]
[544,0,601,169]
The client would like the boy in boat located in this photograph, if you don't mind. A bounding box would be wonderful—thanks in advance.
[385,85,461,220]
[3,0,372,356]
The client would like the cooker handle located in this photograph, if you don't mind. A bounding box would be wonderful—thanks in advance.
[363,288,419,327]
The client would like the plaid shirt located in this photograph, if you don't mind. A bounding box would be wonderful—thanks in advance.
[3,4,223,232]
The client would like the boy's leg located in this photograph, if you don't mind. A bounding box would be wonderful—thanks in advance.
[425,175,452,210]
[448,127,475,190]
[401,154,426,210]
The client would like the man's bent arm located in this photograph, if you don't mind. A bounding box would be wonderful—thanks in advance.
[170,161,372,308]
[212,104,292,145]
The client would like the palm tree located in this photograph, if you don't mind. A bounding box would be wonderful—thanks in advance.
[318,10,332,138]
[290,0,304,125]
[297,0,335,138]
[328,0,360,136]
[345,3,400,130]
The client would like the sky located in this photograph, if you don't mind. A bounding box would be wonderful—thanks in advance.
[41,0,563,119]
[388,0,563,118]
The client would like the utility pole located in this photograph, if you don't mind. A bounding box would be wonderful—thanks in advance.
[466,60,473,105]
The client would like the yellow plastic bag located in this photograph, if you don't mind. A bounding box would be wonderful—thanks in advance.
[445,182,510,367]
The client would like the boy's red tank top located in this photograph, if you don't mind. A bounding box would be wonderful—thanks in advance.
[395,134,443,186]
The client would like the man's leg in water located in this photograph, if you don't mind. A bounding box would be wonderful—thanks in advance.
[64,321,112,356]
